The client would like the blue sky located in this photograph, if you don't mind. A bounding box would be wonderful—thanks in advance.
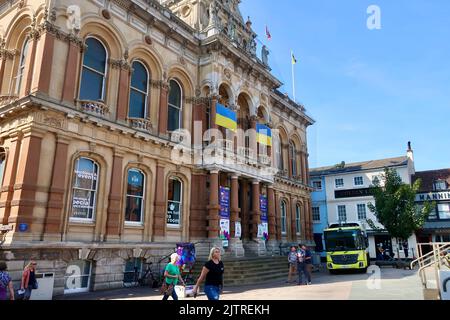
[240,0,450,171]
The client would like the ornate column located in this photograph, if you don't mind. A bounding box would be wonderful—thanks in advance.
[189,173,208,239]
[105,151,124,240]
[229,174,240,237]
[116,63,131,123]
[152,163,166,240]
[207,170,220,239]
[157,81,169,136]
[61,38,82,103]
[250,115,258,162]
[31,27,55,95]
[267,185,277,249]
[229,174,244,254]
[0,132,22,225]
[275,191,282,241]
[43,135,69,239]
[210,95,218,130]
[290,197,297,242]
[250,179,261,239]
[9,128,44,238]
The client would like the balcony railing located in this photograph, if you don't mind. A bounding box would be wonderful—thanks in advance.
[129,117,152,133]
[79,100,109,117]
[258,154,271,166]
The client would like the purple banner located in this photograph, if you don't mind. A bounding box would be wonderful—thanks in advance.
[219,186,230,219]
[260,195,268,222]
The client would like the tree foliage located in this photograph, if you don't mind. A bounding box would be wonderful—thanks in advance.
[367,168,434,240]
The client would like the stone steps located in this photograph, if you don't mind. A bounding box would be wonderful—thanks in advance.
[187,256,291,287]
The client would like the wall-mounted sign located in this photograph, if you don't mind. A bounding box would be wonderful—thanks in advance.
[335,188,374,199]
[0,225,13,231]
[416,192,450,202]
[19,223,28,232]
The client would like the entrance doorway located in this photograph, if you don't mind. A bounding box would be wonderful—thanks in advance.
[374,235,393,259]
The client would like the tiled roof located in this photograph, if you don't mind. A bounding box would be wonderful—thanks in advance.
[310,156,409,176]
[412,169,450,192]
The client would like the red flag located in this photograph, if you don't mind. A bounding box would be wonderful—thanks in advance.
[266,26,272,40]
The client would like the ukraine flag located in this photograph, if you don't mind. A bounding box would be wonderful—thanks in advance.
[256,123,272,146]
[215,103,237,132]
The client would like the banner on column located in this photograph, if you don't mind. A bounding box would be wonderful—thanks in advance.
[219,187,230,219]
[219,187,230,246]
[258,195,269,241]
[235,221,241,238]
[260,195,268,222]
[220,219,230,246]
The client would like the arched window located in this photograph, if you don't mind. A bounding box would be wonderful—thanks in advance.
[128,61,148,119]
[289,141,297,176]
[125,169,145,224]
[296,204,301,235]
[167,80,182,131]
[275,138,284,171]
[15,38,30,94]
[281,200,287,235]
[167,177,182,226]
[70,157,99,221]
[79,37,107,101]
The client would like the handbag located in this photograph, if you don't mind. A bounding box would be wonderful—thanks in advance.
[15,289,25,300]
[159,278,174,296]
[32,281,38,290]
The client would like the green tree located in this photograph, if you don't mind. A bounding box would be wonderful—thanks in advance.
[367,168,434,259]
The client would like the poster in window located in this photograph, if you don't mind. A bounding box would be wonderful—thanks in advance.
[258,223,269,241]
[167,201,180,225]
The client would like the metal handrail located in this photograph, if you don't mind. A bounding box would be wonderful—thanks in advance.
[411,243,450,269]
[413,242,450,292]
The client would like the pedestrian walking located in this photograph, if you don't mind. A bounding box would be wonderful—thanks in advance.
[302,244,313,285]
[20,260,38,300]
[161,253,185,300]
[0,262,14,300]
[193,247,224,300]
[402,240,409,258]
[297,244,306,285]
[287,246,298,283]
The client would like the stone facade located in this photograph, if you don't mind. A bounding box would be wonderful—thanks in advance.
[0,0,314,296]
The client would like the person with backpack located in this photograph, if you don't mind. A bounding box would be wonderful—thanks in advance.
[20,260,38,300]
[0,262,14,300]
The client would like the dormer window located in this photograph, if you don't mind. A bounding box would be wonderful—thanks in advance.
[434,180,447,191]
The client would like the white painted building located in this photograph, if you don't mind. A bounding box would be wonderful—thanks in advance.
[311,144,417,259]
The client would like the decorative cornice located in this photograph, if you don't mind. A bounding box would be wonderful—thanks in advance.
[0,48,19,60]
[108,58,131,70]
[151,80,169,90]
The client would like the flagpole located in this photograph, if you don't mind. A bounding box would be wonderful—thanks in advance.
[291,50,296,102]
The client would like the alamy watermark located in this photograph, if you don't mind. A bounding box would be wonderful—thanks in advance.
[367,5,382,30]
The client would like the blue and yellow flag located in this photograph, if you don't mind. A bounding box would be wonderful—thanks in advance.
[256,123,272,146]
[215,103,237,132]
